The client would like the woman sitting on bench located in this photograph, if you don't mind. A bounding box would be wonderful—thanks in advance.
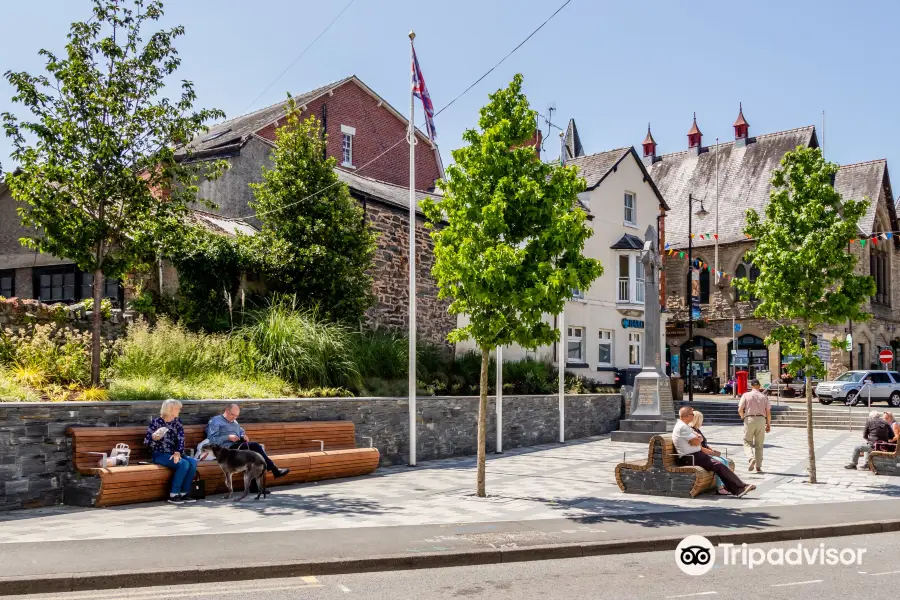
[143,399,198,505]
[690,411,731,496]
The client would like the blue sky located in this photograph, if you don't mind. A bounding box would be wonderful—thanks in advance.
[2,0,898,185]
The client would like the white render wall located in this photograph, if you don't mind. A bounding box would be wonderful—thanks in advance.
[456,151,667,384]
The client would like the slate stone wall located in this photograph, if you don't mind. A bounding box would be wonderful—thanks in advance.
[0,394,623,510]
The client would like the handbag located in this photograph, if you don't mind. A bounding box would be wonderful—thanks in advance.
[190,478,206,500]
[100,443,131,467]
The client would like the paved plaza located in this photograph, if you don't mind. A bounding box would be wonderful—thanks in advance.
[1,424,898,544]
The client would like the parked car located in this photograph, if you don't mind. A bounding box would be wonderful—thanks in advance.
[815,370,900,407]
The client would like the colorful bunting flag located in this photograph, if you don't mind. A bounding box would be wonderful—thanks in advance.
[679,252,684,258]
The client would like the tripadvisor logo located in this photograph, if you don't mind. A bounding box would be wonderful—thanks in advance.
[676,536,867,575]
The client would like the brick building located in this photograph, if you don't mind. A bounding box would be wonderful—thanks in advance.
[644,108,900,384]
[181,75,453,345]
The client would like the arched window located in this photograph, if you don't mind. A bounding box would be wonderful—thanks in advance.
[870,221,891,306]
[734,256,760,302]
[685,262,710,304]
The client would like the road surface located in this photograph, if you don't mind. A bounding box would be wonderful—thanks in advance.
[15,532,897,599]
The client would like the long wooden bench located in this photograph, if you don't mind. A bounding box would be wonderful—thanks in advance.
[868,442,900,476]
[65,422,379,507]
[614,435,735,498]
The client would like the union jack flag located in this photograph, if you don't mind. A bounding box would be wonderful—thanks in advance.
[412,47,436,142]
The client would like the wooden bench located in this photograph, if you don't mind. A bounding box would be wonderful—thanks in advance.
[614,435,736,498]
[868,442,900,476]
[65,422,380,507]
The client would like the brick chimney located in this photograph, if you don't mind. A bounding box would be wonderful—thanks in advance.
[642,123,659,166]
[687,113,702,156]
[519,129,543,159]
[733,103,750,148]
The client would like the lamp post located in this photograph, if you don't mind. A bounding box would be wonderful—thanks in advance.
[687,193,708,403]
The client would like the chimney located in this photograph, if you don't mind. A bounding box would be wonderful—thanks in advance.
[642,123,659,166]
[687,113,702,155]
[733,102,750,148]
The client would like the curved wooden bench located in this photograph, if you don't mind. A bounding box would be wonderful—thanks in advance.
[868,443,900,476]
[615,435,735,498]
[65,421,379,507]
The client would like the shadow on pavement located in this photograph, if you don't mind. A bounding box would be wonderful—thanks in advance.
[208,491,399,517]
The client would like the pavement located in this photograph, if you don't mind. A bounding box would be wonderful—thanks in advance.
[13,532,900,599]
[2,424,899,595]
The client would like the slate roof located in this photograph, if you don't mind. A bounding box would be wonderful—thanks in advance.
[610,233,644,250]
[566,146,669,210]
[648,126,819,248]
[181,77,354,156]
[337,168,440,216]
[833,159,897,235]
[187,210,258,237]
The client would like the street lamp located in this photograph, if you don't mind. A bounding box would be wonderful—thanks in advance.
[687,193,708,403]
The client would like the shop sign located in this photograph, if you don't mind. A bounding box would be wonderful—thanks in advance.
[622,318,644,329]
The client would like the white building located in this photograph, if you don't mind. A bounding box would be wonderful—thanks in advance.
[457,122,669,385]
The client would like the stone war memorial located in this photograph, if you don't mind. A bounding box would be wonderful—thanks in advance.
[611,225,675,442]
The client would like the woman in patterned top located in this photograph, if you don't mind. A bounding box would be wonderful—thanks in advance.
[144,399,198,505]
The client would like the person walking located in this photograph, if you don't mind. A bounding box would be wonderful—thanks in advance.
[738,378,771,473]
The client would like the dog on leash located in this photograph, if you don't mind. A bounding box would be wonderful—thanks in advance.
[208,444,268,501]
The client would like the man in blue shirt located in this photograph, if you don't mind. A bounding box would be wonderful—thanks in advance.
[207,404,290,479]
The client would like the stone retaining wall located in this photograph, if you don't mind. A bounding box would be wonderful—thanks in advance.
[0,394,623,510]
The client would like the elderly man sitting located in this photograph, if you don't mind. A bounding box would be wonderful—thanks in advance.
[207,403,290,479]
[673,406,756,498]
[845,411,893,470]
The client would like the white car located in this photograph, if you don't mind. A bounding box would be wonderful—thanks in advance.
[816,370,900,407]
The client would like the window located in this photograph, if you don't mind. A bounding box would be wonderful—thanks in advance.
[38,268,76,302]
[867,372,891,384]
[685,264,710,304]
[567,327,584,363]
[870,242,890,306]
[80,274,121,304]
[598,330,613,366]
[572,288,584,300]
[341,124,356,167]
[618,255,630,302]
[635,259,645,304]
[33,266,121,304]
[624,192,636,225]
[735,256,760,302]
[0,270,13,298]
[858,343,866,369]
[628,332,642,366]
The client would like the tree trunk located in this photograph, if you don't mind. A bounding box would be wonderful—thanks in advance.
[804,323,817,483]
[477,345,489,498]
[90,268,104,388]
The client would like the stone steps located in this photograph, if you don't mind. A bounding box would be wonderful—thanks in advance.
[683,401,870,431]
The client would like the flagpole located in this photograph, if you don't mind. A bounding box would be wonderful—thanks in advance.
[408,30,417,467]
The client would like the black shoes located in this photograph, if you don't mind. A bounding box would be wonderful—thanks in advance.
[273,467,291,479]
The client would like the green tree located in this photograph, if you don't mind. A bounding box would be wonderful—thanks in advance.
[2,0,224,386]
[737,146,875,484]
[422,75,603,497]
[248,100,377,323]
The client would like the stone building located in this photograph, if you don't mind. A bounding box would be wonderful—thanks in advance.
[0,75,456,345]
[645,108,900,384]
[180,75,454,345]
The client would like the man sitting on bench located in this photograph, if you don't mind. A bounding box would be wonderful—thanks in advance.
[673,406,755,498]
[207,404,290,479]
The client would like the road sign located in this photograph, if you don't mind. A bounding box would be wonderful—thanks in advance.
[880,348,894,365]
[734,323,742,333]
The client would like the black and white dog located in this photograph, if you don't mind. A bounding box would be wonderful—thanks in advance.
[208,444,268,501]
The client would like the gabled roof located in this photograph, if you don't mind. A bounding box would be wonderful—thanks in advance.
[648,126,819,248]
[183,77,354,154]
[179,75,438,165]
[564,119,584,160]
[610,233,644,250]
[566,146,669,210]
[834,159,899,239]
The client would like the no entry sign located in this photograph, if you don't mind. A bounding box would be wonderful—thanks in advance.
[880,348,894,364]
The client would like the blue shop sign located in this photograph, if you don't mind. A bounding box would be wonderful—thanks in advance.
[622,318,644,329]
